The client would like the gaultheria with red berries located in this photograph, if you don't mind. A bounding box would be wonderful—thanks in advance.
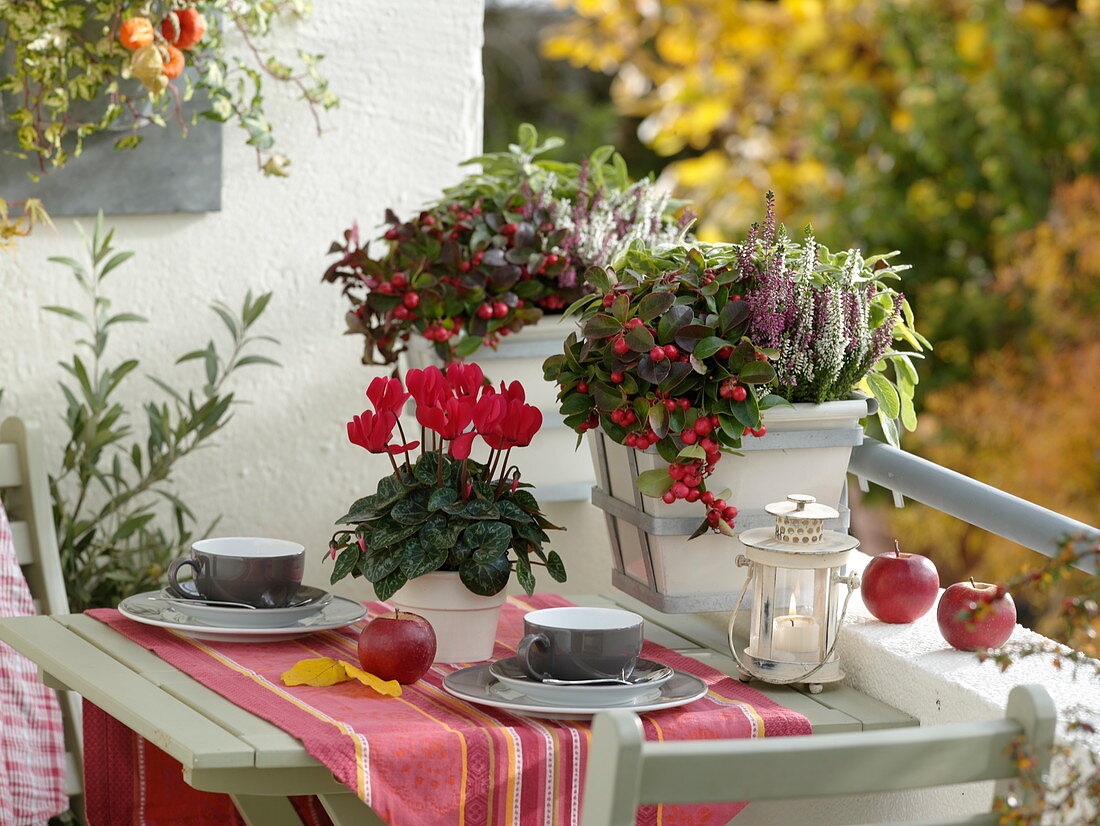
[328,365,566,600]
[323,124,691,366]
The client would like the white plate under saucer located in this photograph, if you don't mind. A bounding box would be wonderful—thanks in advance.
[442,662,707,720]
[161,584,333,628]
[488,656,675,706]
[119,590,366,642]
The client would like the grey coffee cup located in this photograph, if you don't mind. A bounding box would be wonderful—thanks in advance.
[166,537,305,609]
[517,606,644,682]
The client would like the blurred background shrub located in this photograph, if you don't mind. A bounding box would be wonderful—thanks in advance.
[484,0,1099,630]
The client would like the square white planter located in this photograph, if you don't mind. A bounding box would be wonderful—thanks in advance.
[589,398,869,612]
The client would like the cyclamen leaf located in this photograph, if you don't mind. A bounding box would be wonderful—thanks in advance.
[391,496,429,525]
[546,551,567,583]
[428,488,459,511]
[373,567,408,602]
[330,545,360,584]
[358,546,402,582]
[463,520,512,554]
[459,554,511,596]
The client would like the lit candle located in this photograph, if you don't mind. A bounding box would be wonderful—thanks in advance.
[772,593,819,654]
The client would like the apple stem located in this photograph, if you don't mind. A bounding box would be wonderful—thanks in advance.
[395,608,401,620]
[970,576,976,588]
[894,539,901,557]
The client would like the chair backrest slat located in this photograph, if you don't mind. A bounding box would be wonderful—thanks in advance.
[0,443,23,487]
[637,720,1019,803]
[1,417,84,820]
[10,520,34,565]
[582,684,1057,826]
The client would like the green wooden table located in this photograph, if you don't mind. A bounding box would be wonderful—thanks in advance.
[0,592,915,825]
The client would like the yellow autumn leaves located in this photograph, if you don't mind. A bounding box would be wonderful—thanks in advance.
[281,658,403,697]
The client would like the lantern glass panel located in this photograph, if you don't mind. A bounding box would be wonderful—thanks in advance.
[749,565,823,663]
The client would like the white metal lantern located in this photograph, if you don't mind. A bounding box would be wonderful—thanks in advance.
[727,494,861,694]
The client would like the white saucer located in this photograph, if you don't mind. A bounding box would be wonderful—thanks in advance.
[119,590,366,642]
[488,656,675,706]
[443,662,707,720]
[160,585,333,628]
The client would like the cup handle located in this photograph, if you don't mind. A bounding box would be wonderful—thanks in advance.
[166,557,199,599]
[517,632,552,681]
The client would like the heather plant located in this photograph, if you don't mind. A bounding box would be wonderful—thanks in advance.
[323,124,690,366]
[739,196,929,444]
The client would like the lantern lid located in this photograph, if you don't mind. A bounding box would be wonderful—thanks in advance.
[765,494,839,521]
[738,526,859,557]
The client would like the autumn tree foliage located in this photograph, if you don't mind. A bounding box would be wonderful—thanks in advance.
[888,178,1100,636]
[544,0,1100,385]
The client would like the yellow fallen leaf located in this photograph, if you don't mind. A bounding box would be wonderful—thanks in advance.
[281,657,351,687]
[340,660,403,697]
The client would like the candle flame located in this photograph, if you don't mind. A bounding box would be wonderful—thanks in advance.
[788,592,797,615]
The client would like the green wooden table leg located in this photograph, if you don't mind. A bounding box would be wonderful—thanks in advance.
[230,794,305,826]
[318,793,389,826]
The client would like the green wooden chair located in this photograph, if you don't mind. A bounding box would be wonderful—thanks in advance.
[581,684,1056,826]
[1,416,86,822]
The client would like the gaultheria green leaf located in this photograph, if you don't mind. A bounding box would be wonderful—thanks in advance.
[583,314,621,339]
[637,291,675,322]
[635,468,673,497]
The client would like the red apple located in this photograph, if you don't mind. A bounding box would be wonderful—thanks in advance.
[357,609,437,684]
[937,579,1017,651]
[861,543,940,623]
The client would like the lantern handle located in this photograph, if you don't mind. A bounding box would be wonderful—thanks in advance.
[726,558,755,675]
[727,568,860,687]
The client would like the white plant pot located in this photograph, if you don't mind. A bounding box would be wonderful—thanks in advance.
[389,571,507,664]
[401,317,593,503]
[589,398,870,612]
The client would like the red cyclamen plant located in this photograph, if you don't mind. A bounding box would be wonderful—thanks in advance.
[329,364,565,598]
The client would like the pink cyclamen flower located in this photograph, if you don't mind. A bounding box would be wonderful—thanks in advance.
[416,396,476,459]
[482,400,542,450]
[406,366,448,408]
[445,362,486,399]
[498,380,526,404]
[472,392,507,436]
[347,409,419,455]
[365,376,409,416]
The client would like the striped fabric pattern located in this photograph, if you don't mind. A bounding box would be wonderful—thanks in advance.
[88,593,811,825]
[0,499,68,826]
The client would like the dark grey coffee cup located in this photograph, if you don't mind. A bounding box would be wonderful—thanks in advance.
[517,606,644,682]
[166,537,305,609]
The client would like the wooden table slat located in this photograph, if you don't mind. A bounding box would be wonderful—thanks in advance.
[0,616,254,770]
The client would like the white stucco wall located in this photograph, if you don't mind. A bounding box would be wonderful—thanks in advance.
[0,0,492,594]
